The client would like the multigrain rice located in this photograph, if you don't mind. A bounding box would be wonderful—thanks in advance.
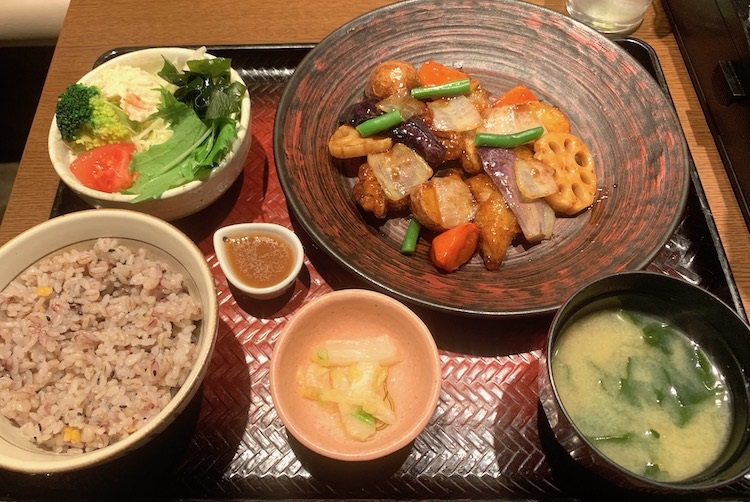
[0,238,201,453]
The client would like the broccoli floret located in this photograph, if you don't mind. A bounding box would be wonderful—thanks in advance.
[55,83,97,142]
[55,83,132,150]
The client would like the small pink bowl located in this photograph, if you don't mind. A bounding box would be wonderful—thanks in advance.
[270,289,442,462]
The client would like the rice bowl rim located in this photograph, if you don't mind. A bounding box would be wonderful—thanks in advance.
[47,46,251,204]
[0,209,218,473]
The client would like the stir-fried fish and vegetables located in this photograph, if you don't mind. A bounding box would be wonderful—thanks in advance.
[54,48,246,201]
[328,60,597,273]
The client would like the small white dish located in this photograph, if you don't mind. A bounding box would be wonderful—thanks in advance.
[213,223,304,300]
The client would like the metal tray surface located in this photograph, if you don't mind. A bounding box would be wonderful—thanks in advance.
[5,41,747,500]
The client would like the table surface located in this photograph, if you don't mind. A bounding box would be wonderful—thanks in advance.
[2,0,749,318]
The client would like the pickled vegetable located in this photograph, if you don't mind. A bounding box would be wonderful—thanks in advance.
[298,335,400,441]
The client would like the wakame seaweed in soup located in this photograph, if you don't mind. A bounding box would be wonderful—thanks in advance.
[552,308,732,482]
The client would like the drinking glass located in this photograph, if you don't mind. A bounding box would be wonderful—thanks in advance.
[566,0,653,35]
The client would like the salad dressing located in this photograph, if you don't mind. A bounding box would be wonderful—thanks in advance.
[221,232,295,289]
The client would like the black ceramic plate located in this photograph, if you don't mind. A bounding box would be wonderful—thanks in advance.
[274,0,690,317]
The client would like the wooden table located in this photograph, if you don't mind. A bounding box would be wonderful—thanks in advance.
[2,0,749,315]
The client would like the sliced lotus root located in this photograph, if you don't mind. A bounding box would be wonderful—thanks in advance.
[533,132,596,215]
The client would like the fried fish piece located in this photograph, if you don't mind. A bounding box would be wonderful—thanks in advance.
[410,170,476,232]
[352,162,409,219]
[466,174,520,270]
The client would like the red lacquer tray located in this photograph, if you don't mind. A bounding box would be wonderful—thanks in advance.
[4,42,747,499]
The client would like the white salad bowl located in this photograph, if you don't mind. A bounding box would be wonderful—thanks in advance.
[48,47,251,221]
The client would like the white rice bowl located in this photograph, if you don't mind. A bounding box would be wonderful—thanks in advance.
[48,47,252,221]
[0,209,218,473]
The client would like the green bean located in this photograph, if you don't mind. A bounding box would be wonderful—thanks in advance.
[410,78,471,99]
[473,126,545,148]
[400,219,421,255]
[355,109,403,138]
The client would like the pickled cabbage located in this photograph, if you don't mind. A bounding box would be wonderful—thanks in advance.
[298,335,399,441]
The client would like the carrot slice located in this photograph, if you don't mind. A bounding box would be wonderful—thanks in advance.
[418,60,470,87]
[430,222,481,272]
[493,84,538,107]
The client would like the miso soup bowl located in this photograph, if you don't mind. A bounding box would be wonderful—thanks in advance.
[539,271,750,494]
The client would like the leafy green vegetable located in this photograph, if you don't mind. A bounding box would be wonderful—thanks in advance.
[124,91,208,201]
[618,357,640,407]
[618,310,725,423]
[642,322,674,355]
[593,313,727,429]
[644,462,667,479]
[646,428,660,439]
[593,432,634,443]
[129,91,207,176]
[158,56,246,120]
[594,429,668,480]
[692,343,720,391]
[123,56,246,201]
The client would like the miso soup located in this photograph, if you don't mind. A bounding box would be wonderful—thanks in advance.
[552,308,732,482]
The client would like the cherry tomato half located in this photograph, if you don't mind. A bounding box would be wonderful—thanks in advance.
[69,143,136,193]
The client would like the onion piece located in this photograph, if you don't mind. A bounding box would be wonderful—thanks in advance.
[313,335,400,366]
[434,175,477,229]
[478,146,554,243]
[427,95,482,132]
[367,143,433,202]
[540,201,555,240]
[410,171,476,232]
[514,155,558,199]
[377,93,427,120]
[480,104,544,136]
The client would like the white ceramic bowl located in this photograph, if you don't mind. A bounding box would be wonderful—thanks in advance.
[270,289,442,461]
[0,209,218,473]
[48,47,252,221]
[213,222,304,300]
